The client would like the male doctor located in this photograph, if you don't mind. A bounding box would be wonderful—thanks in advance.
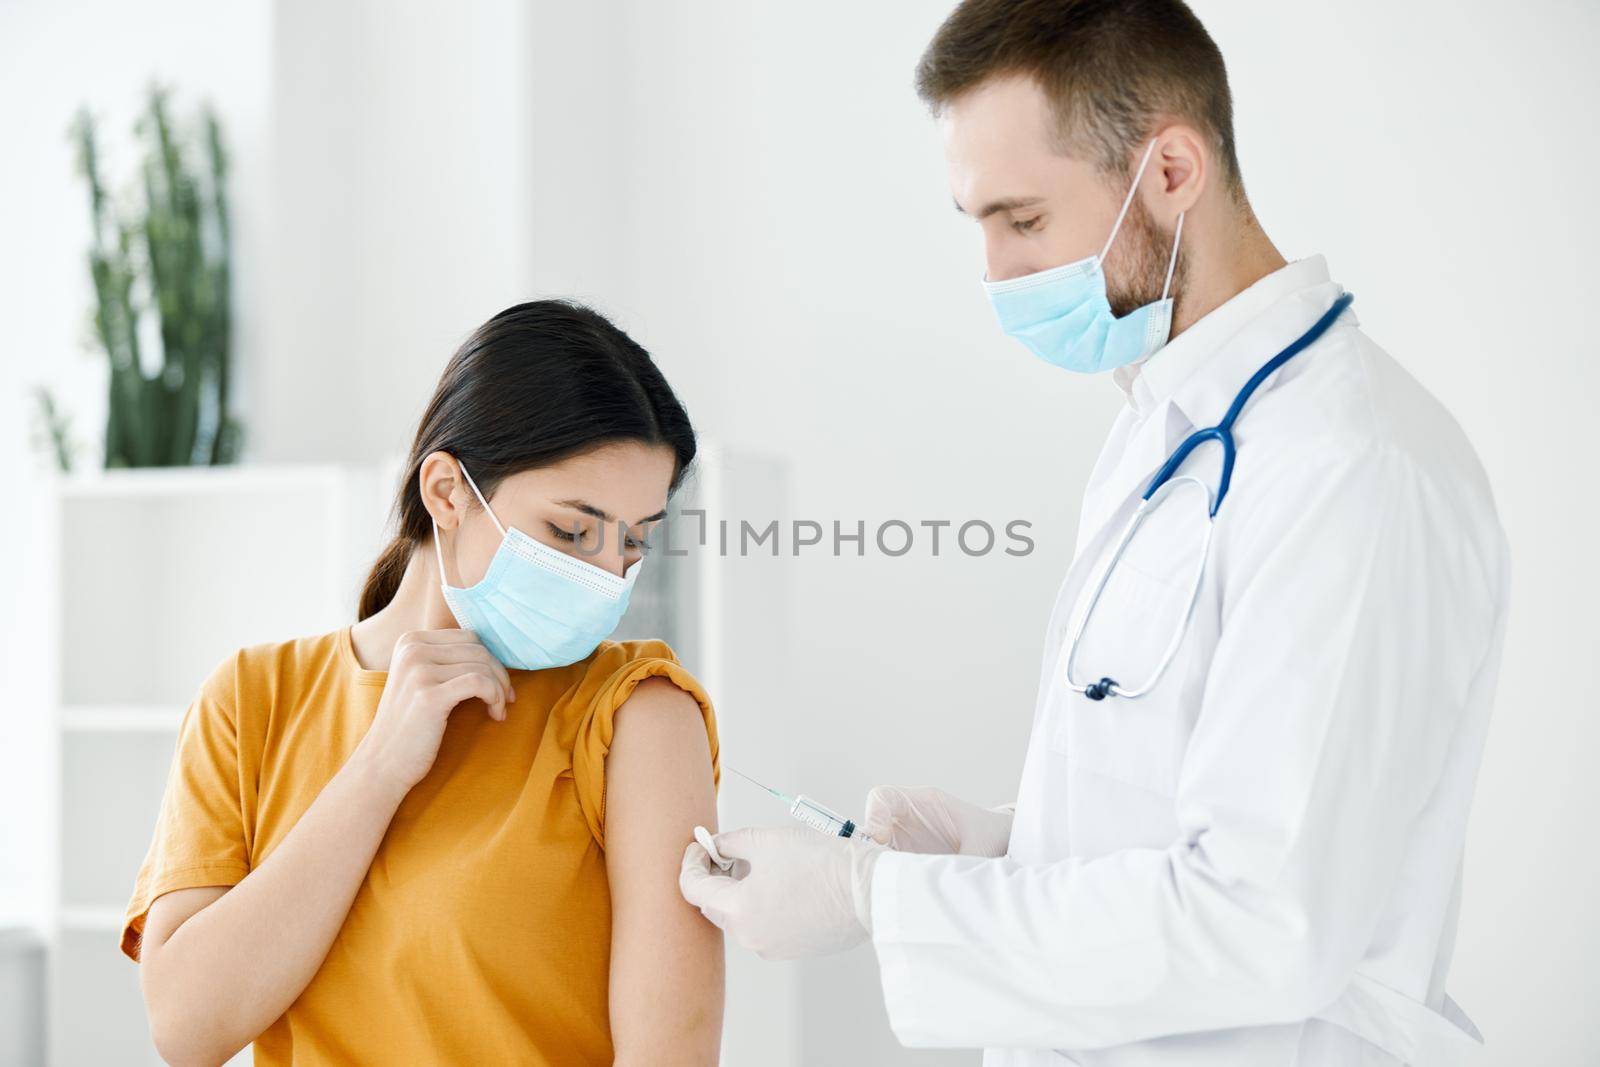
[679,1,1508,1064]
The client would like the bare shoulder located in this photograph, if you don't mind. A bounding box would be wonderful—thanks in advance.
[603,674,717,893]
[606,676,716,840]
[619,675,702,715]
[611,677,713,770]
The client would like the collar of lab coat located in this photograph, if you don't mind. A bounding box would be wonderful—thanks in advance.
[1077,255,1356,549]
[1116,254,1339,421]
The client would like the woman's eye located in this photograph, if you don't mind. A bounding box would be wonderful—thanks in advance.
[1012,216,1041,234]
[546,522,581,543]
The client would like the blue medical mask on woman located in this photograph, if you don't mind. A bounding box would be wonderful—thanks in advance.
[982,138,1184,374]
[432,462,641,671]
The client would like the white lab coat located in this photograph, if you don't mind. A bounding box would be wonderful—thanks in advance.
[869,256,1508,1066]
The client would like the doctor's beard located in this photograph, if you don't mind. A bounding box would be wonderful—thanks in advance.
[1105,195,1188,319]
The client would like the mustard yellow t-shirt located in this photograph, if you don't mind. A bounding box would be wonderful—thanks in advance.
[120,626,719,1065]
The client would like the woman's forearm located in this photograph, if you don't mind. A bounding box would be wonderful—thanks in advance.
[143,745,408,1064]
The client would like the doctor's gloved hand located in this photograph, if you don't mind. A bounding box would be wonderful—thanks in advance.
[861,785,1014,857]
[678,826,884,960]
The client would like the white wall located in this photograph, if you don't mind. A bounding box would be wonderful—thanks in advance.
[259,0,538,466]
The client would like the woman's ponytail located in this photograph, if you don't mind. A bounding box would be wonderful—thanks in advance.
[358,534,415,621]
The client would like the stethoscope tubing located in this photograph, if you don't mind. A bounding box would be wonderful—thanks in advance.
[1141,292,1355,515]
[1063,291,1356,702]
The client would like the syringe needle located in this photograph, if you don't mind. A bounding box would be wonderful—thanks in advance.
[726,765,792,803]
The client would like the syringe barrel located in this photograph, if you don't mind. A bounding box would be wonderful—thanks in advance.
[790,795,859,838]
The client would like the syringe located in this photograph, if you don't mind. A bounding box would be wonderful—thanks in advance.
[727,766,869,840]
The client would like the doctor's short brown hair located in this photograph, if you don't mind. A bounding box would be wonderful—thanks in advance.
[915,0,1246,203]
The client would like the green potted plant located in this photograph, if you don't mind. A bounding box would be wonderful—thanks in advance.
[41,85,241,471]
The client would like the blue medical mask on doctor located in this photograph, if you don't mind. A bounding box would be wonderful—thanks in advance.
[432,461,641,671]
[983,138,1184,374]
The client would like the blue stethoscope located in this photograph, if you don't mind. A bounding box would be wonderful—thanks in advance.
[1064,291,1355,702]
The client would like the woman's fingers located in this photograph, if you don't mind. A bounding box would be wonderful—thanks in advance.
[418,640,514,703]
[436,668,507,721]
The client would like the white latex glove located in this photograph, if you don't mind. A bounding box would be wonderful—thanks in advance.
[678,825,884,960]
[861,785,1014,857]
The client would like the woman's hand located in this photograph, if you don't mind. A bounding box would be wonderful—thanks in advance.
[352,629,514,795]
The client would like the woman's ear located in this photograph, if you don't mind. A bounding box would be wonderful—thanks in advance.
[418,451,466,530]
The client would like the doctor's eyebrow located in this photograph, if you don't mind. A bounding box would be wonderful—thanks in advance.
[955,195,1045,220]
[553,498,668,525]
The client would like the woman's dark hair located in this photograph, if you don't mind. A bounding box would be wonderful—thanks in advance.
[357,299,697,620]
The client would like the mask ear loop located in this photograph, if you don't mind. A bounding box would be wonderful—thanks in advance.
[1160,211,1185,302]
[432,520,454,591]
[455,462,507,537]
[1099,137,1161,263]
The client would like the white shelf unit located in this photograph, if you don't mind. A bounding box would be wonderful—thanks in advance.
[60,706,186,732]
[0,925,45,1066]
[39,464,391,1067]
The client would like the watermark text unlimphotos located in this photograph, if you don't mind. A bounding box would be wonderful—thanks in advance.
[561,510,1035,558]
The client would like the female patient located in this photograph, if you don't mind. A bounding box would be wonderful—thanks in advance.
[119,301,723,1065]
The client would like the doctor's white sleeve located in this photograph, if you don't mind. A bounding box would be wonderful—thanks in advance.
[868,439,1507,1050]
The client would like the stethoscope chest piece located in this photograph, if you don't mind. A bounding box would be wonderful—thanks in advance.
[1084,677,1118,702]
[1064,474,1215,702]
